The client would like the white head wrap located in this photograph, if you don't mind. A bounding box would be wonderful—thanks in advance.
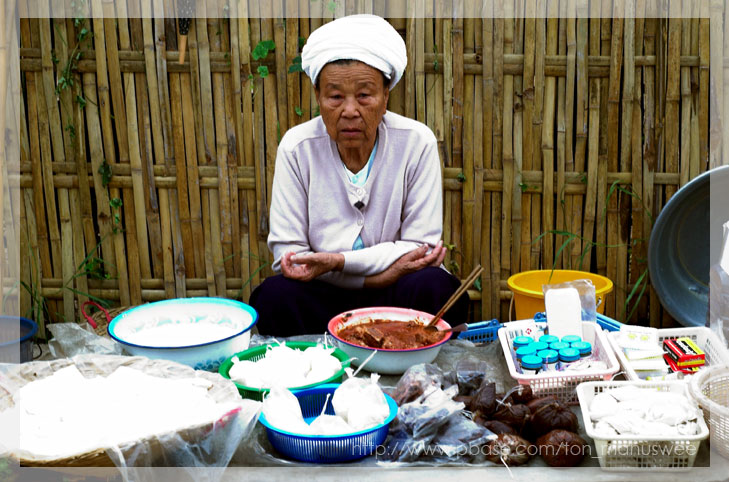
[301,14,407,89]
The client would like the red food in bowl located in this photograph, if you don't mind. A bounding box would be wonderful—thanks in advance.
[337,319,448,350]
[327,307,453,375]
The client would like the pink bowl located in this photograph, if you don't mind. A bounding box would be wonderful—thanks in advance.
[327,307,453,375]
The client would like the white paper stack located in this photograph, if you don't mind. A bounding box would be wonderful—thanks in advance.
[615,325,668,379]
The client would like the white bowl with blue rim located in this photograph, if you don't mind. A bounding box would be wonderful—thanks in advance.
[108,297,257,371]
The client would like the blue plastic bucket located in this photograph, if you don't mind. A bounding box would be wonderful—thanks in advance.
[0,316,37,363]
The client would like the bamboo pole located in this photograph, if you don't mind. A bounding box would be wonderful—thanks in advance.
[209,17,233,286]
[298,7,310,123]
[91,0,128,306]
[432,10,444,269]
[629,2,646,322]
[492,5,503,320]
[285,0,299,128]
[22,19,51,328]
[582,1,601,273]
[220,16,241,280]
[405,4,415,120]
[555,11,566,270]
[130,15,164,286]
[187,15,217,295]
[606,7,624,319]
[158,0,187,297]
[665,5,680,202]
[699,13,709,173]
[442,2,453,268]
[617,11,635,320]
[468,13,483,319]
[530,5,545,271]
[520,9,546,271]
[50,16,77,323]
[238,1,263,295]
[273,2,288,134]
[480,7,493,320]
[563,3,576,269]
[511,8,523,275]
[68,31,94,312]
[679,3,691,189]
[452,14,464,277]
[261,10,279,275]
[572,12,587,270]
[415,7,425,125]
[689,8,700,181]
[501,8,515,316]
[643,13,658,328]
[36,13,62,321]
[541,8,558,272]
[142,8,175,300]
[710,0,723,169]
[595,4,611,283]
[462,17,474,278]
[107,2,142,306]
[250,4,271,275]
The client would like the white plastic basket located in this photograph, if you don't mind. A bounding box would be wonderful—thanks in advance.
[608,327,729,381]
[498,320,620,404]
[577,381,709,471]
[688,364,729,459]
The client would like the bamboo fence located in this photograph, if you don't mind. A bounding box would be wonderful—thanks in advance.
[10,1,725,338]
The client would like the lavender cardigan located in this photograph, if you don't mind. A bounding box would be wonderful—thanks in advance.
[267,111,443,288]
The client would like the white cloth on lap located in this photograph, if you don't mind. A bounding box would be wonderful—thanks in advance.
[301,14,407,89]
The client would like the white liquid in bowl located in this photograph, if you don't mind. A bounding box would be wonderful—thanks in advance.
[124,323,238,347]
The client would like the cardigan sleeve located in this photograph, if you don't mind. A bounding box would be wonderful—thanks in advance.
[340,138,443,276]
[267,142,366,289]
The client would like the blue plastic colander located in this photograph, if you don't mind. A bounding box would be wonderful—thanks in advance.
[258,383,398,463]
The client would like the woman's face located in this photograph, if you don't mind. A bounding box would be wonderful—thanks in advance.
[315,61,389,155]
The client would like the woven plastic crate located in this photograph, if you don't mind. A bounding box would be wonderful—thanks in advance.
[457,319,502,344]
[219,342,351,401]
[607,326,729,381]
[498,320,620,404]
[258,384,398,463]
[577,381,709,471]
[689,364,729,459]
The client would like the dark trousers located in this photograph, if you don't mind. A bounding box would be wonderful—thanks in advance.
[249,267,470,336]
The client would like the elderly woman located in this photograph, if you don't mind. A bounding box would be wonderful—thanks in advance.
[249,15,469,336]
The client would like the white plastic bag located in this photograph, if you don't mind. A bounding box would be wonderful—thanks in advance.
[332,369,389,430]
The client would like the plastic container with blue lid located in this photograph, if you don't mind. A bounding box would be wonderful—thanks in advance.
[520,354,543,375]
[527,341,547,352]
[537,349,559,371]
[512,335,534,350]
[515,345,537,360]
[558,347,580,369]
[561,334,582,345]
[571,341,592,357]
[549,341,570,352]
[539,334,559,345]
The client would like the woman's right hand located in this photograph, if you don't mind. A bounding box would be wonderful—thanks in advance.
[280,251,345,281]
[364,240,446,288]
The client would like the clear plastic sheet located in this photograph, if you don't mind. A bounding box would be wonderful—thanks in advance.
[0,354,261,481]
[709,263,729,346]
[47,322,123,358]
[542,279,597,323]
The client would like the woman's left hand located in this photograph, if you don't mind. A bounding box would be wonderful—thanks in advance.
[280,251,345,281]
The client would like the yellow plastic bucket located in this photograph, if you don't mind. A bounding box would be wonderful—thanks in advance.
[507,270,614,320]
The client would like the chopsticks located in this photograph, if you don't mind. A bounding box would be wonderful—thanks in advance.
[427,264,484,328]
